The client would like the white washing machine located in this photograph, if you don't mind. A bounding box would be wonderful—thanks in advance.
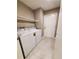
[17,28,42,58]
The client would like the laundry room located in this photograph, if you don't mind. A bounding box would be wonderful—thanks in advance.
[1,0,79,59]
[17,0,61,59]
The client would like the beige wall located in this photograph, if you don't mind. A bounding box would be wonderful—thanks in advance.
[54,8,62,59]
[17,22,35,28]
[34,8,44,35]
[17,0,35,27]
[34,8,44,28]
[44,8,59,15]
[17,0,34,19]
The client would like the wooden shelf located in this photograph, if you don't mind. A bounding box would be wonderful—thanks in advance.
[17,16,39,23]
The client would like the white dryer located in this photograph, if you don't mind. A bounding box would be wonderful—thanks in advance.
[17,28,42,57]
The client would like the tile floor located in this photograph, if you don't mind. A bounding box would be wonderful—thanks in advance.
[26,37,55,59]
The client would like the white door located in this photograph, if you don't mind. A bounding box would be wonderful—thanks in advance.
[44,12,58,38]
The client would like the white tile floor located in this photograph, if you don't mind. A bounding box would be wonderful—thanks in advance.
[26,37,55,59]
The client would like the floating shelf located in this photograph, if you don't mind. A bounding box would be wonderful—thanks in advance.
[17,16,39,23]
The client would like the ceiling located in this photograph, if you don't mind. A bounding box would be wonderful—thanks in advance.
[19,0,61,11]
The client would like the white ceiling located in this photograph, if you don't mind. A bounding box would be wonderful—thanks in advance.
[19,0,61,11]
